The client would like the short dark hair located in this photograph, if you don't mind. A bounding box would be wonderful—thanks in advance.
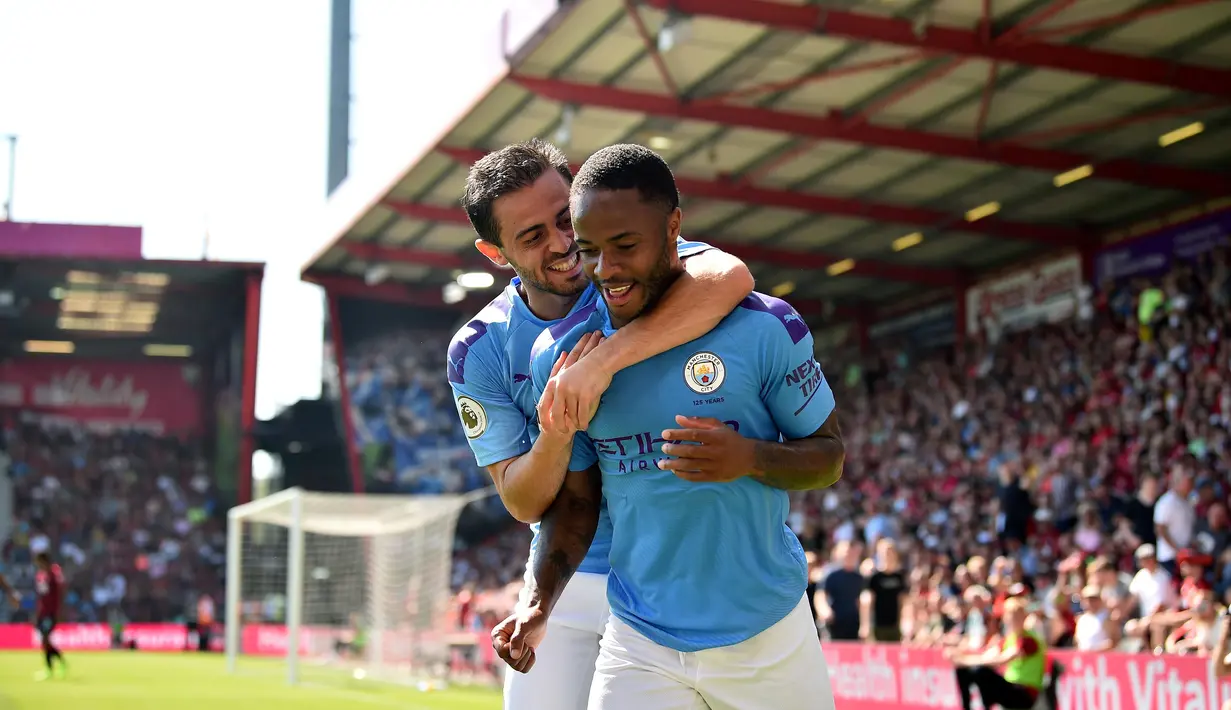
[571,143,679,213]
[35,551,50,565]
[460,138,572,246]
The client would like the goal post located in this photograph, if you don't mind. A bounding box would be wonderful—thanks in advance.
[224,486,491,685]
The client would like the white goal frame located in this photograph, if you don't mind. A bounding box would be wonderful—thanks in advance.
[223,486,491,685]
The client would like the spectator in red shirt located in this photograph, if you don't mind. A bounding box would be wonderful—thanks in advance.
[33,552,66,680]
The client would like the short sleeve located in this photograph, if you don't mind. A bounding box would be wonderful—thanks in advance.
[448,343,532,468]
[569,432,599,472]
[675,235,714,260]
[757,307,835,440]
[1153,495,1172,526]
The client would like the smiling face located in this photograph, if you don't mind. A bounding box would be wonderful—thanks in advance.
[477,170,588,298]
[571,187,682,328]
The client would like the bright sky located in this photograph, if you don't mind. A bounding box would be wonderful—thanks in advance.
[0,0,510,420]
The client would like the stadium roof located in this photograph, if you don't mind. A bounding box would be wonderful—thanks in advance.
[303,0,1231,318]
[1,254,263,360]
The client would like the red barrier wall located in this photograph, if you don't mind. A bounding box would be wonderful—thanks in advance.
[0,623,222,652]
[823,642,1225,710]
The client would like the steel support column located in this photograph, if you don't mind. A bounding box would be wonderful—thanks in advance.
[238,270,263,505]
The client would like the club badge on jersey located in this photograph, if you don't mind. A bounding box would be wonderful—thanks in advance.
[683,352,726,394]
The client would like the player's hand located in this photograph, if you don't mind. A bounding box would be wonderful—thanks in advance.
[537,332,604,437]
[658,415,755,483]
[7,591,18,609]
[491,605,549,674]
[549,336,614,431]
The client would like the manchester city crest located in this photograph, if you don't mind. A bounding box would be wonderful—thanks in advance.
[683,351,726,394]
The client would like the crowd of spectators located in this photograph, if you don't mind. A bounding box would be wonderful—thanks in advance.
[807,246,1231,657]
[0,418,225,625]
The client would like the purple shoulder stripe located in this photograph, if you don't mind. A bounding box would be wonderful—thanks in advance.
[546,301,598,342]
[737,292,809,345]
[532,301,599,363]
[446,296,513,385]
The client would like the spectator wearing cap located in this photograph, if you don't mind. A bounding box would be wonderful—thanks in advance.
[1074,585,1120,652]
[1128,544,1176,622]
[1178,549,1216,607]
[1155,468,1197,577]
[1166,586,1221,656]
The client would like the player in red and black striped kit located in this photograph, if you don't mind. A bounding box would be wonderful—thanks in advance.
[34,552,67,680]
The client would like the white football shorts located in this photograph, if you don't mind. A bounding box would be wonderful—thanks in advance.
[587,595,835,710]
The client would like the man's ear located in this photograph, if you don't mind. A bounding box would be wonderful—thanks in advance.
[666,207,682,241]
[475,239,508,267]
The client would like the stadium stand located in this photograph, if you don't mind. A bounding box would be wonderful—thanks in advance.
[2,419,225,625]
[792,245,1231,656]
[0,245,262,642]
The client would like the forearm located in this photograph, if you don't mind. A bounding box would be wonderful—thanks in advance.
[958,650,1011,668]
[751,436,845,491]
[523,466,602,615]
[1213,618,1231,677]
[498,431,576,524]
[592,254,753,372]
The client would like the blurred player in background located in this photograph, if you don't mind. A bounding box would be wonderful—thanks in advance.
[447,138,754,710]
[0,571,21,608]
[523,144,842,709]
[33,552,67,680]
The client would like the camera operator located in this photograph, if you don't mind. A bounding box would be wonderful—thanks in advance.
[945,598,1045,710]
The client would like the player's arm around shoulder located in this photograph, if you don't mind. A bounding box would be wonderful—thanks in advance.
[745,294,844,490]
[549,244,753,430]
[589,243,753,374]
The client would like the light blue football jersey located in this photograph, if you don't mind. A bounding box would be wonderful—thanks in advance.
[530,292,835,651]
[447,238,714,576]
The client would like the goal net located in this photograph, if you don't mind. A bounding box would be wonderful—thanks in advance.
[224,486,489,686]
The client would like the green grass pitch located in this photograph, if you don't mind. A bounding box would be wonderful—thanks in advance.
[0,651,503,710]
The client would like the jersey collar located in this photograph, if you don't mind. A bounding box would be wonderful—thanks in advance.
[505,276,599,327]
